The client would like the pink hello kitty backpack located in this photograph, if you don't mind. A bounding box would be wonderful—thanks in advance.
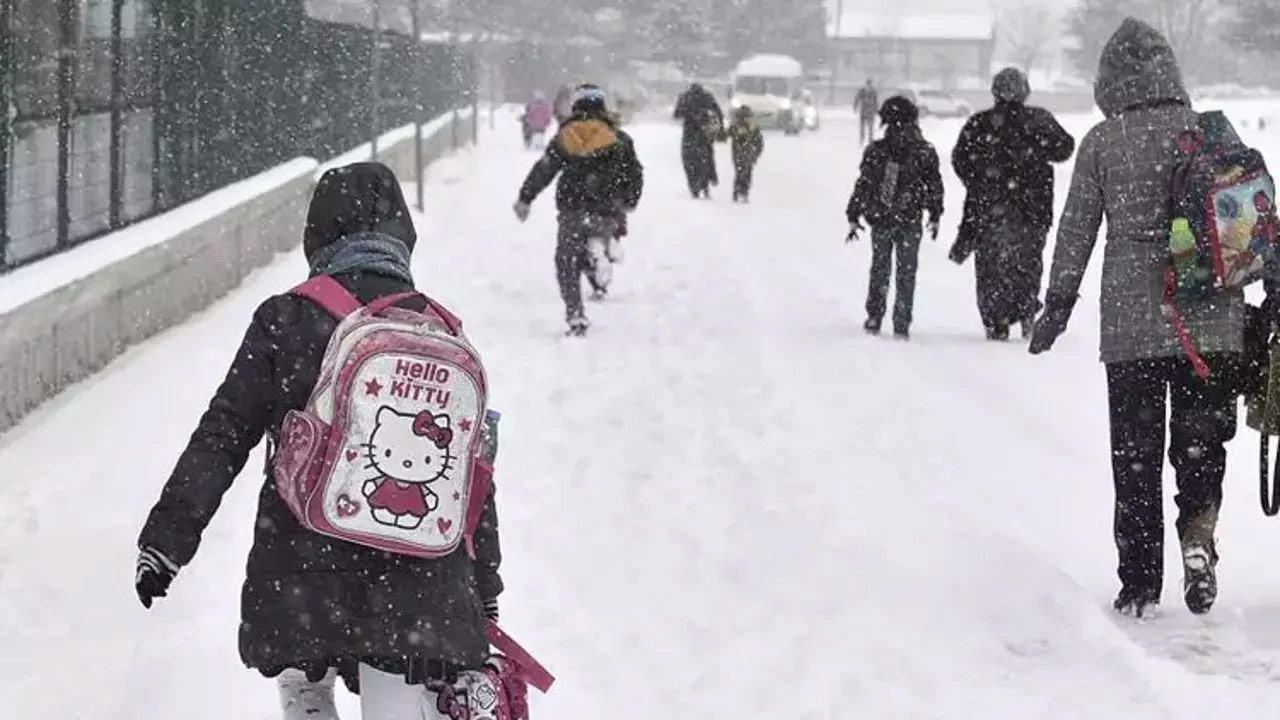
[271,275,493,558]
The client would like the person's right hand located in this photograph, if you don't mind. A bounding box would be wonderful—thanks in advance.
[513,201,531,222]
[846,220,865,243]
[135,546,179,609]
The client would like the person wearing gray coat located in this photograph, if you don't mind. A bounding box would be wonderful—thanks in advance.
[1028,18,1247,618]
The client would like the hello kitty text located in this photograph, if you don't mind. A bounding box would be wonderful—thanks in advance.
[389,359,452,408]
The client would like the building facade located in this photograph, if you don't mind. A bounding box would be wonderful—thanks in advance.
[827,13,995,89]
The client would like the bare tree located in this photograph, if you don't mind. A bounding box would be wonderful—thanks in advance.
[997,0,1060,76]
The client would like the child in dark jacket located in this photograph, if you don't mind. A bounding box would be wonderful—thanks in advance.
[135,162,503,719]
[514,84,644,335]
[728,106,765,203]
[845,96,944,339]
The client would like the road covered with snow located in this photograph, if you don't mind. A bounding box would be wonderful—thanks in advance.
[5,104,1280,718]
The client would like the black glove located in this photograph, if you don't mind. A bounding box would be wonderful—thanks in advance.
[615,214,628,238]
[1029,294,1077,355]
[482,597,500,622]
[926,216,940,241]
[135,546,179,609]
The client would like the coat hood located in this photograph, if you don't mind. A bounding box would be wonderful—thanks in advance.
[558,118,619,157]
[303,162,416,263]
[1093,17,1189,117]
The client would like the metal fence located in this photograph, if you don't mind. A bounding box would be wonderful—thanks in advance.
[0,0,474,272]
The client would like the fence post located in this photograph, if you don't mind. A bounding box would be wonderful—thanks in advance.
[0,0,11,267]
[55,0,74,247]
[370,0,381,159]
[108,0,125,228]
[411,0,423,211]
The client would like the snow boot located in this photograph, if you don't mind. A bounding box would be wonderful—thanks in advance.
[566,313,590,337]
[894,325,910,341]
[1113,586,1160,619]
[864,317,882,335]
[986,325,1010,342]
[1181,508,1219,615]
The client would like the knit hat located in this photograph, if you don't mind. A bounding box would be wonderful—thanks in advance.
[992,67,1031,103]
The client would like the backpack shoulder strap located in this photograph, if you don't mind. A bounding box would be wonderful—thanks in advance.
[291,275,362,319]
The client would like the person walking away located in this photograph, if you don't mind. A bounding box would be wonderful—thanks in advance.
[728,105,764,203]
[845,96,944,340]
[674,83,724,198]
[552,83,574,126]
[514,84,645,336]
[134,162,506,718]
[1027,18,1272,618]
[950,67,1075,341]
[522,92,553,150]
[854,79,879,148]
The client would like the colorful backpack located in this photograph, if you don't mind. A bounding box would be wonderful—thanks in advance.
[1165,110,1279,377]
[271,275,493,558]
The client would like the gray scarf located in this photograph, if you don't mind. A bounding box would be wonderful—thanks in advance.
[308,232,414,284]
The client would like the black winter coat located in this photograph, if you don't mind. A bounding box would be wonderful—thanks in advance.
[846,124,944,229]
[952,101,1074,233]
[138,163,502,686]
[518,113,644,218]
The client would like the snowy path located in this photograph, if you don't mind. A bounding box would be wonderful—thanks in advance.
[6,107,1280,718]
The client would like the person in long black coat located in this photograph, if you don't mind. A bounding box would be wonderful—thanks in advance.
[134,162,503,713]
[673,83,724,199]
[950,68,1075,340]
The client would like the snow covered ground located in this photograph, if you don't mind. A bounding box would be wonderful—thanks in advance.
[6,106,1280,718]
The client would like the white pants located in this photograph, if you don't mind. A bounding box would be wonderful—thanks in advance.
[278,665,449,720]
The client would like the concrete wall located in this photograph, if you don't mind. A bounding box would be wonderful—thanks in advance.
[0,109,475,433]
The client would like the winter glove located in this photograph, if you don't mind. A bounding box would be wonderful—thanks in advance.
[1028,294,1077,355]
[615,214,628,238]
[482,597,500,622]
[846,220,865,243]
[927,217,940,241]
[513,201,531,222]
[135,546,179,609]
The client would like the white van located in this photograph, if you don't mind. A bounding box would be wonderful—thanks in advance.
[729,54,806,134]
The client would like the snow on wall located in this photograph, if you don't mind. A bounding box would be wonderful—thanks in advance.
[0,109,476,433]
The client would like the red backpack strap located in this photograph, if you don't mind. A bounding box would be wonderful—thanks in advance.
[486,621,556,692]
[424,297,463,336]
[291,276,362,319]
[366,291,424,315]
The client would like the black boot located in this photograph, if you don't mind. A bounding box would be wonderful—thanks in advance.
[1113,586,1160,618]
[985,325,1010,341]
[864,317,882,335]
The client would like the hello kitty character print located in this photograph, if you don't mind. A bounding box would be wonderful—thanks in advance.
[271,276,493,559]
[361,407,457,529]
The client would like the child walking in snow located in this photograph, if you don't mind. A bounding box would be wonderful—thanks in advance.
[514,84,645,336]
[728,105,764,203]
[134,162,505,719]
[845,96,944,340]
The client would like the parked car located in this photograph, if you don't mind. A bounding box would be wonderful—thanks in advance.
[915,89,972,118]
